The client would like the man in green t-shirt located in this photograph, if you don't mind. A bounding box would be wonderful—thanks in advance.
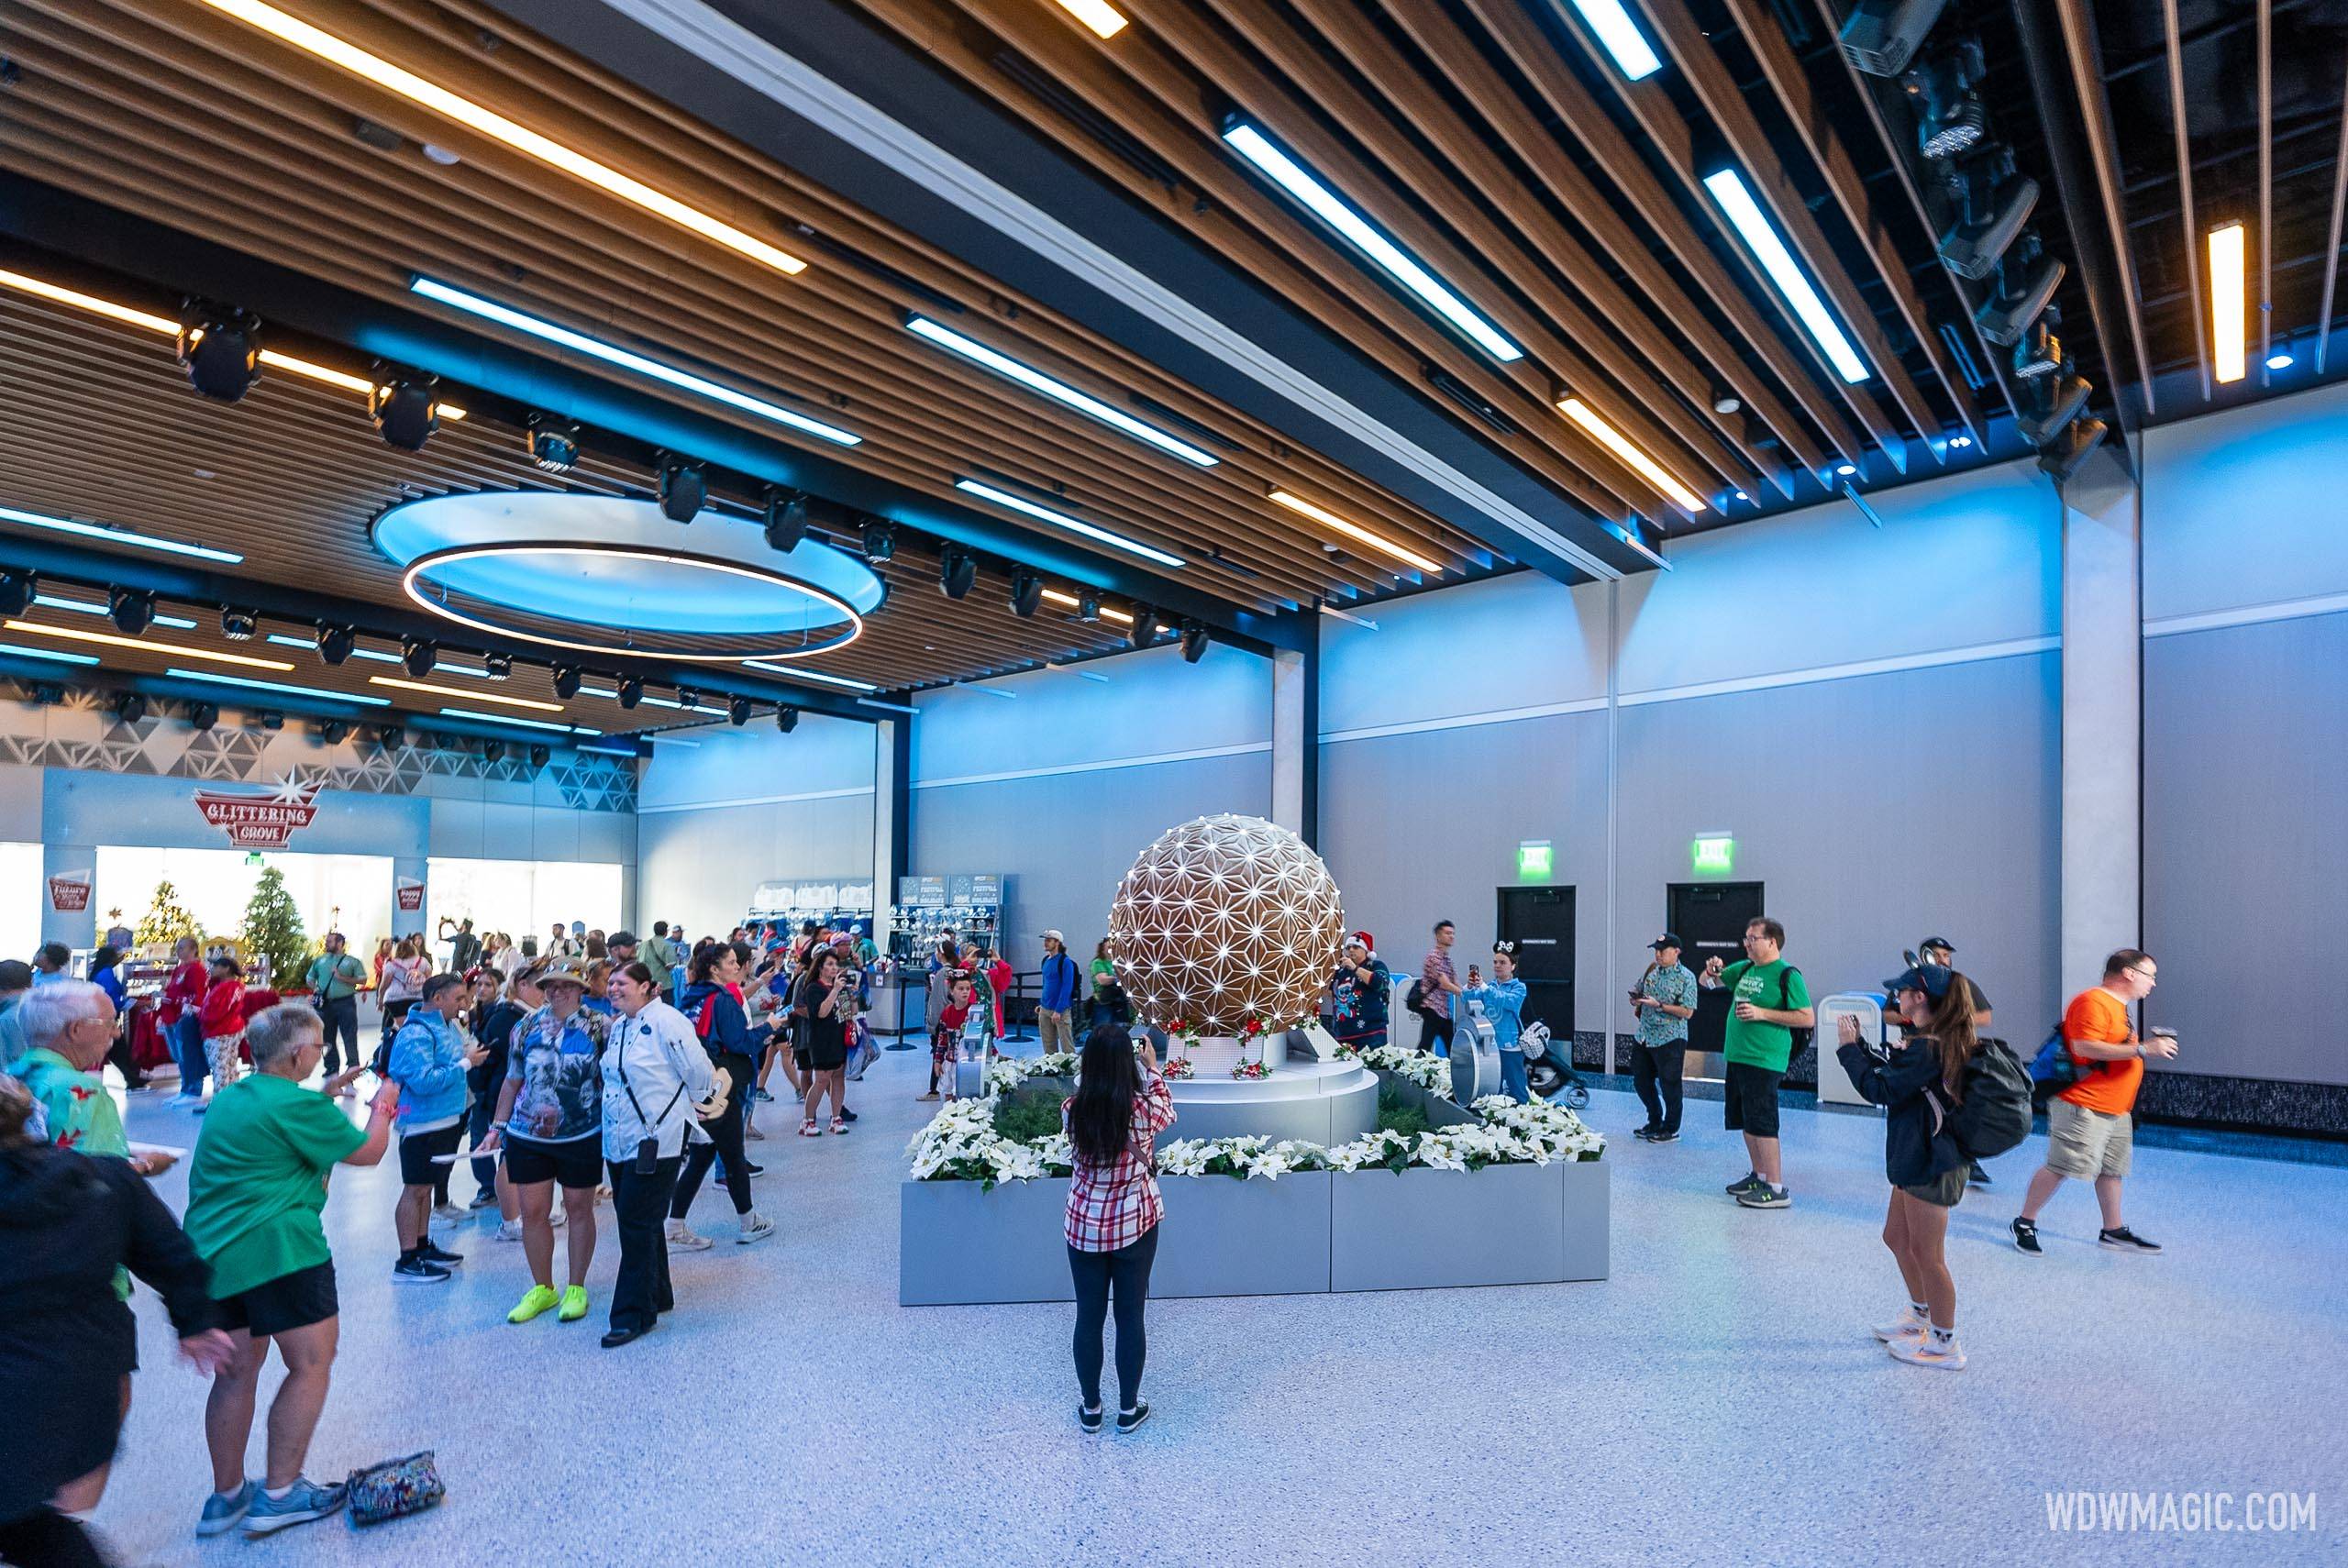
[183,1002,396,1540]
[1700,916,1813,1210]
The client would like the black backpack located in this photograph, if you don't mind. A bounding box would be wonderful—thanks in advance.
[1777,966,1814,1056]
[1402,977,1427,1015]
[1947,1037,2034,1158]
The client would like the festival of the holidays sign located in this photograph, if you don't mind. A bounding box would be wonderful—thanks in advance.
[194,779,324,849]
[47,869,92,912]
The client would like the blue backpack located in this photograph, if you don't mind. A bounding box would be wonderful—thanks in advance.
[2026,1024,2079,1095]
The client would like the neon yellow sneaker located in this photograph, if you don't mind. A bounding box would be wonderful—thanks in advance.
[507,1284,559,1324]
[557,1285,589,1322]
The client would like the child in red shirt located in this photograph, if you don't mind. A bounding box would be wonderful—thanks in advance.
[925,973,978,1102]
[197,955,249,1097]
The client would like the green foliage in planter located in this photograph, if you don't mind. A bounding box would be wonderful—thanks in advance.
[991,1087,1067,1144]
[1376,1087,1428,1140]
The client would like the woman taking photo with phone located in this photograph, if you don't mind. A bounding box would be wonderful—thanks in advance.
[1834,964,1981,1371]
[795,948,854,1136]
[1062,1019,1174,1434]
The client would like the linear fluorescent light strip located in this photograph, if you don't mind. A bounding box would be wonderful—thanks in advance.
[0,503,241,565]
[1565,0,1663,80]
[437,706,601,735]
[904,317,1215,467]
[1554,400,1707,513]
[1052,0,1127,38]
[2210,221,2247,385]
[954,480,1184,568]
[1221,122,1523,363]
[166,668,390,705]
[742,660,879,691]
[369,675,563,712]
[1039,589,1135,625]
[1265,490,1443,573]
[1700,169,1870,385]
[3,620,292,668]
[410,277,856,445]
[200,0,805,277]
[0,641,98,665]
[35,594,199,630]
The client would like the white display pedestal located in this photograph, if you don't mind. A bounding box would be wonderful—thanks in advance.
[1814,992,1884,1109]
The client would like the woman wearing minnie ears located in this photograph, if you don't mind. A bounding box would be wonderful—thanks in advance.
[1462,944,1531,1103]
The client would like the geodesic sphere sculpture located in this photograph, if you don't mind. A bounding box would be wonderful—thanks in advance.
[1106,813,1346,1033]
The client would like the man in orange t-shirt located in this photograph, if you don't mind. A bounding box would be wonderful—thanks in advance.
[2011,948,2178,1256]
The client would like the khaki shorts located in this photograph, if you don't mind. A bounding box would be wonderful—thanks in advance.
[2046,1096,2133,1179]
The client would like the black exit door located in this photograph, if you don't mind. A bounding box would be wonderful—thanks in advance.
[1496,886,1574,1043]
[1668,881,1765,1076]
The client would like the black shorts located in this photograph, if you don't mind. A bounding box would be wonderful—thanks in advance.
[397,1121,464,1185]
[504,1134,603,1189]
[1722,1061,1784,1138]
[216,1259,338,1338]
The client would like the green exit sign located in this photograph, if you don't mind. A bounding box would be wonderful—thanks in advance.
[1517,841,1553,881]
[1692,834,1735,876]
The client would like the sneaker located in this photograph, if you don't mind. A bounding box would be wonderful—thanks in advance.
[752,1088,774,1102]
[741,1161,766,1176]
[2010,1217,2043,1256]
[799,1121,821,1137]
[507,1283,559,1323]
[1631,1123,1658,1141]
[495,1218,524,1242]
[242,1476,347,1536]
[1888,1334,1967,1371]
[557,1284,590,1322]
[549,1204,567,1229]
[1078,1404,1104,1433]
[665,1220,714,1252]
[1966,1160,1992,1187]
[2099,1225,2162,1253]
[419,1241,464,1267]
[1647,1129,1681,1143]
[431,1201,466,1223]
[1872,1306,1930,1343]
[393,1253,453,1284]
[744,1123,767,1141]
[198,1481,254,1537]
[917,1091,941,1102]
[468,1187,500,1209]
[829,1118,850,1134]
[1724,1172,1765,1197]
[840,1107,858,1122]
[167,1092,205,1110]
[1736,1184,1792,1209]
[737,1212,776,1245]
[1115,1402,1153,1434]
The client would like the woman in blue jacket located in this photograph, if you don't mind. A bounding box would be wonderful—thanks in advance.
[666,942,774,1250]
[1462,944,1530,1102]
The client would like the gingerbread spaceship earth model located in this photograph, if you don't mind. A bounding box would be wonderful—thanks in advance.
[1106,813,1346,1033]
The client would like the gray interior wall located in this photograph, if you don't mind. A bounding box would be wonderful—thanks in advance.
[637,792,876,941]
[2144,612,2348,1085]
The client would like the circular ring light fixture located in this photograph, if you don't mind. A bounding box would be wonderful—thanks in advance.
[373,492,886,664]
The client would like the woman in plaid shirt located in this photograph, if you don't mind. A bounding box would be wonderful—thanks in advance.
[1061,1020,1174,1434]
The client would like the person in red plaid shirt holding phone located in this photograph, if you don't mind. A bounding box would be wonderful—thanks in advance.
[1062,1020,1175,1434]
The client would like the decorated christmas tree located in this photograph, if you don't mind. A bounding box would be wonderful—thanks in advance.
[135,879,203,948]
[239,866,309,987]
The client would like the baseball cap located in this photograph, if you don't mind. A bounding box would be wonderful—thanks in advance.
[1650,933,1684,951]
[1920,935,1954,955]
[1882,964,1954,1001]
[1041,929,1065,945]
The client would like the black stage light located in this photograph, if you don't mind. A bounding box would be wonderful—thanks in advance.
[188,701,219,732]
[526,416,581,473]
[402,638,437,678]
[371,723,404,749]
[2040,417,2109,483]
[177,305,260,402]
[1905,41,1985,160]
[29,681,64,706]
[2013,313,2063,380]
[221,607,258,641]
[763,489,809,553]
[1009,567,1043,618]
[1180,621,1209,664]
[319,719,351,745]
[259,712,284,733]
[483,652,513,681]
[370,377,438,452]
[939,547,977,601]
[551,665,582,700]
[675,687,700,711]
[1841,0,1950,76]
[1076,590,1101,624]
[861,520,896,561]
[1129,606,1157,650]
[2016,360,2094,448]
[112,691,148,725]
[109,589,155,635]
[727,695,753,726]
[316,623,355,666]
[657,458,705,524]
[775,705,799,734]
[483,740,507,763]
[0,569,33,617]
[1975,232,2065,346]
[616,676,644,710]
[1939,148,2037,281]
[528,744,551,768]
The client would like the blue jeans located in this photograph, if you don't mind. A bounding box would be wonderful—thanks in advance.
[171,1015,206,1095]
[1499,1045,1529,1103]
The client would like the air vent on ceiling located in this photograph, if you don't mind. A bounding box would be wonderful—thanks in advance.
[990,47,1186,193]
[1423,364,1519,436]
[789,225,965,315]
[1938,322,1990,391]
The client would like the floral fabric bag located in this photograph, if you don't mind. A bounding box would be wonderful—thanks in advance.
[345,1451,444,1526]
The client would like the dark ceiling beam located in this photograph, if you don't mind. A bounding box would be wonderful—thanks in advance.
[2043,0,2159,425]
[2258,0,2276,382]
[2317,40,2348,374]
[0,174,1300,655]
[2163,0,2213,398]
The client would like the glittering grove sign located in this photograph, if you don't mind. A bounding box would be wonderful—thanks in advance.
[194,780,323,849]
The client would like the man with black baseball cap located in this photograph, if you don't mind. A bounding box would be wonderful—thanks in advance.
[1630,934,1697,1142]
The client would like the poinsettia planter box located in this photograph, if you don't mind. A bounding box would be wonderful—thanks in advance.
[1369,1069,1480,1129]
[1153,1171,1331,1298]
[1329,1158,1610,1291]
[900,1177,1073,1306]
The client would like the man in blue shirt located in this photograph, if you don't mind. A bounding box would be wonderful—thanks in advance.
[1036,931,1081,1055]
[1631,934,1698,1143]
[385,974,484,1284]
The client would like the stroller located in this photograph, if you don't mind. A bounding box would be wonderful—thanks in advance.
[1520,1020,1589,1108]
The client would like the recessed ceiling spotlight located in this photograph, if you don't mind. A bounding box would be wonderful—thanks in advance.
[1733,489,1752,502]
[109,588,156,635]
[177,304,260,401]
[2266,351,2296,371]
[370,375,438,451]
[1835,462,1859,478]
[656,458,705,525]
[1949,434,1975,449]
[526,415,581,472]
[420,142,461,166]
[220,607,259,641]
[1713,394,1743,414]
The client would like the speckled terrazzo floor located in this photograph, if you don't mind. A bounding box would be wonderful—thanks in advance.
[83,1051,2348,1568]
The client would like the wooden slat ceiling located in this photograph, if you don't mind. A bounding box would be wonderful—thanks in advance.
[0,0,1494,629]
[0,289,1159,727]
[840,0,1987,501]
